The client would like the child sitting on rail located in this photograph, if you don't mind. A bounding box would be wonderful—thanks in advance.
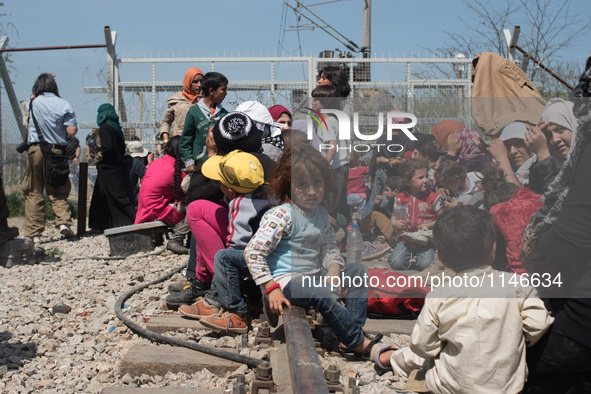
[244,143,382,357]
[184,149,267,333]
[371,206,553,393]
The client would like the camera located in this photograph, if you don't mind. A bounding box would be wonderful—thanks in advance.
[16,141,29,154]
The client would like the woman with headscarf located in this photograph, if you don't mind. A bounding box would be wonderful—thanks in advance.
[521,54,591,394]
[268,105,292,134]
[89,103,136,231]
[432,120,489,172]
[157,68,204,153]
[525,98,577,194]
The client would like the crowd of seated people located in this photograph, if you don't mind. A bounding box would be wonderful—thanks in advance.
[25,58,588,393]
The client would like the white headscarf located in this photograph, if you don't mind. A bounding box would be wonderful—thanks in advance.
[540,98,578,164]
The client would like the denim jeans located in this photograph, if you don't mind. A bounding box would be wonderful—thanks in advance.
[361,168,387,219]
[347,193,367,219]
[212,248,250,316]
[282,262,368,349]
[388,242,435,271]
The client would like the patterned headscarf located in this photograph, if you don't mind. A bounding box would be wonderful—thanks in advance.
[182,67,204,104]
[96,103,124,140]
[456,128,487,165]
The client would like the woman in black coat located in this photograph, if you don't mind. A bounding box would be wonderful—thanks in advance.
[89,103,136,231]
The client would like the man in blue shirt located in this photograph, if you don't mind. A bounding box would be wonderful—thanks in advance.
[23,73,78,243]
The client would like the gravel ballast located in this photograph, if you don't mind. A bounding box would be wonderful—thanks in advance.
[0,218,411,393]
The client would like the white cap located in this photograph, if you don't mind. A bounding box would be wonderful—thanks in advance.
[499,122,527,141]
[235,101,282,137]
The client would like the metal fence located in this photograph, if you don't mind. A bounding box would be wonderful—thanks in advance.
[1,49,473,188]
[112,54,473,140]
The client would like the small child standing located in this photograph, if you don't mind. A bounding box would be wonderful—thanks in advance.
[180,72,229,174]
[374,175,399,219]
[311,85,350,223]
[372,206,553,394]
[346,152,369,218]
[357,176,400,260]
[389,159,441,271]
[415,141,440,189]
[245,143,381,356]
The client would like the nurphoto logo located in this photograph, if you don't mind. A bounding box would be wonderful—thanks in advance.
[306,109,418,153]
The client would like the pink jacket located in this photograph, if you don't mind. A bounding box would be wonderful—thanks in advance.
[135,155,186,225]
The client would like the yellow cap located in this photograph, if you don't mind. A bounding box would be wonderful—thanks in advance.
[202,150,265,194]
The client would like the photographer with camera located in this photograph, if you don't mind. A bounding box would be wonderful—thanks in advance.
[20,73,77,243]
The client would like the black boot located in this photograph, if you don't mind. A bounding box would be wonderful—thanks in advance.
[165,279,210,309]
[0,218,18,243]
[167,239,189,254]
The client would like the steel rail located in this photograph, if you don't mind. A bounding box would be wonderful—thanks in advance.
[283,306,330,393]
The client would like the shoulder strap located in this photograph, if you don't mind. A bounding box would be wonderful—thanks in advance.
[29,98,48,144]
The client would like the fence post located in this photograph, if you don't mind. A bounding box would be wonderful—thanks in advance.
[406,62,414,113]
[309,57,315,95]
[270,61,275,105]
[152,63,157,136]
[104,26,117,106]
[0,37,26,141]
[77,162,88,237]
[349,61,354,98]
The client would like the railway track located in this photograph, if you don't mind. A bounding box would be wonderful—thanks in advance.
[111,267,416,393]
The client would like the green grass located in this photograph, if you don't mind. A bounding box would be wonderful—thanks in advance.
[6,191,77,219]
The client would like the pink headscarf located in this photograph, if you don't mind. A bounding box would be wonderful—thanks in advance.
[267,105,291,121]
[456,128,487,165]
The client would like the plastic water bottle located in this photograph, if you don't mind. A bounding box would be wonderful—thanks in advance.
[346,223,363,264]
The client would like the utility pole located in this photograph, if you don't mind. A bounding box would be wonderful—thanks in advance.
[363,0,371,56]
[361,0,371,81]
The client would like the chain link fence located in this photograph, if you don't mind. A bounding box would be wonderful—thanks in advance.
[0,47,107,191]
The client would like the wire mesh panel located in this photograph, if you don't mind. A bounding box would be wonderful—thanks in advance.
[1,51,472,187]
[0,48,107,189]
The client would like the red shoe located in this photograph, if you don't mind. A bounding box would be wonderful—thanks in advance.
[179,297,220,320]
[200,312,248,334]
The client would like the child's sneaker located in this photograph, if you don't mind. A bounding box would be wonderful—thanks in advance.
[200,311,248,334]
[418,228,433,242]
[370,342,400,369]
[362,241,392,260]
[178,297,220,320]
[402,231,429,246]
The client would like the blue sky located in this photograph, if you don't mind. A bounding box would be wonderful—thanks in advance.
[4,0,590,61]
[2,0,590,144]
